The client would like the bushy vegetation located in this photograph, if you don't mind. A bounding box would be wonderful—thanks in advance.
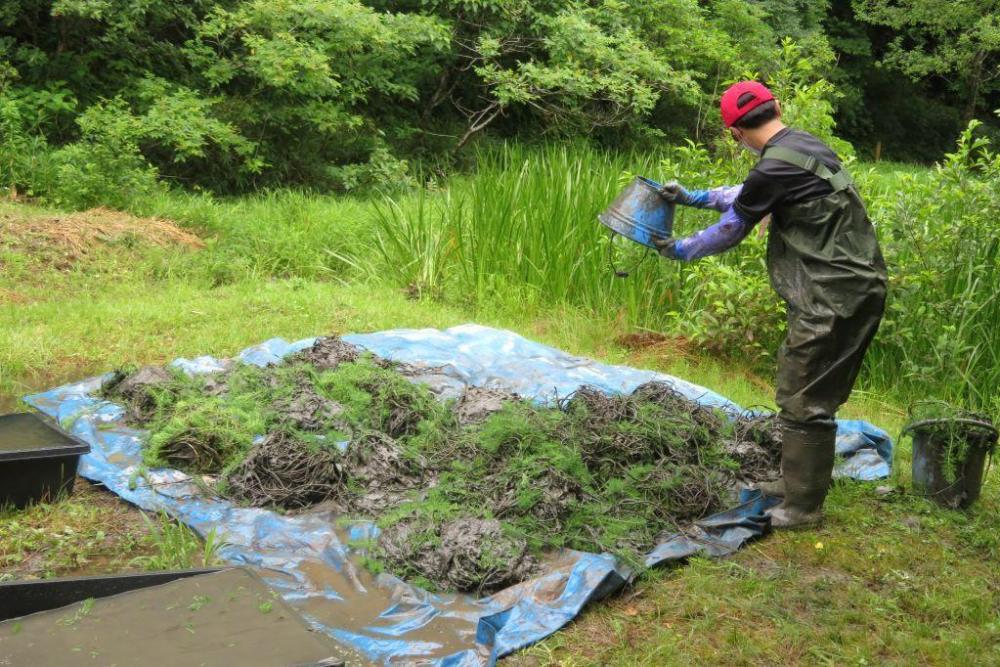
[2,1,998,202]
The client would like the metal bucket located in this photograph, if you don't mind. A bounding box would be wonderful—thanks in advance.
[904,417,997,509]
[598,176,674,249]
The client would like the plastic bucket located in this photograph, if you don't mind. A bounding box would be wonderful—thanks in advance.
[598,176,674,249]
[904,417,997,509]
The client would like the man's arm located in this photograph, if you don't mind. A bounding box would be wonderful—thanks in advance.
[660,183,743,213]
[655,206,754,261]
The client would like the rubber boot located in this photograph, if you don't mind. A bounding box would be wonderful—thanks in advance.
[766,420,836,529]
[756,478,785,498]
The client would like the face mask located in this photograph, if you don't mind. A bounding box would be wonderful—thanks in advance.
[731,129,760,156]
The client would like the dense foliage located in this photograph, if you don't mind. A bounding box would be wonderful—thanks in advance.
[2,1,998,199]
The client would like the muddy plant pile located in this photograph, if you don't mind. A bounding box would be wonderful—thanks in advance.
[103,336,782,594]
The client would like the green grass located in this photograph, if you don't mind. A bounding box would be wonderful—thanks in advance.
[0,482,210,581]
[509,480,1000,666]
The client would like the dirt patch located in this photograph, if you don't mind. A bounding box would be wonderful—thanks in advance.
[0,288,30,305]
[616,331,694,358]
[454,387,520,426]
[0,207,203,268]
[377,517,536,593]
[226,431,343,509]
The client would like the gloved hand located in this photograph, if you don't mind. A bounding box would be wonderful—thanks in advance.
[658,182,743,212]
[652,236,678,259]
[658,181,695,205]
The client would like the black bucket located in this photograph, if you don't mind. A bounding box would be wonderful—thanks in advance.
[903,417,997,509]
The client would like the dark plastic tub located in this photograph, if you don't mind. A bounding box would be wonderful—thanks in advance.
[906,417,998,509]
[0,568,224,621]
[0,568,352,666]
[0,412,90,509]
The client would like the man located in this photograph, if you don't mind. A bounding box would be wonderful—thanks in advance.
[655,81,888,528]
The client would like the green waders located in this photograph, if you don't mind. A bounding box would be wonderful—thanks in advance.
[757,146,888,527]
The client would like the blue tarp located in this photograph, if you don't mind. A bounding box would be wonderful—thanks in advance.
[25,324,893,666]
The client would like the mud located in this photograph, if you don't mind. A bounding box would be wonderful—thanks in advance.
[102,365,175,422]
[226,431,344,509]
[377,517,536,593]
[0,568,355,667]
[273,384,346,431]
[453,387,520,426]
[341,432,428,513]
[200,369,231,397]
[290,336,363,370]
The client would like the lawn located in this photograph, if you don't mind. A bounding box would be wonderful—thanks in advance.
[1,197,998,665]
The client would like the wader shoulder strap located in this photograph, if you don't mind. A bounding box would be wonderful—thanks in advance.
[761,145,854,192]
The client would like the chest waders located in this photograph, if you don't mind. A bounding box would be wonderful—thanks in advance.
[756,145,888,527]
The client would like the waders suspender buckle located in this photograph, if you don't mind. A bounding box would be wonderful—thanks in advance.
[761,145,854,192]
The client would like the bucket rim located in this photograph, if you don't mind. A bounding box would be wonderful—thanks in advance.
[636,176,662,190]
[901,417,998,443]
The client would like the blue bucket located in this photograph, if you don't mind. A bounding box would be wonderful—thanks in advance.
[598,176,674,249]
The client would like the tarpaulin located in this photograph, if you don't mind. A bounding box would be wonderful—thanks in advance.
[25,324,892,666]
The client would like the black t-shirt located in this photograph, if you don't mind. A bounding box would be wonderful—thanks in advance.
[733,128,843,224]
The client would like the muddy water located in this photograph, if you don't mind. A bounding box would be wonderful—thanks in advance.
[1,368,104,415]
[0,569,357,666]
[277,524,585,665]
[274,524,494,664]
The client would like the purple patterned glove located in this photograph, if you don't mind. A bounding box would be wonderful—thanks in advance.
[681,184,743,212]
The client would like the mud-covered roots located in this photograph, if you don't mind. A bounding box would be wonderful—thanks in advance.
[631,381,725,432]
[482,465,584,525]
[564,386,639,424]
[377,517,536,593]
[357,377,438,439]
[226,431,343,509]
[102,365,176,422]
[567,383,723,471]
[726,414,782,481]
[153,428,233,471]
[454,387,520,426]
[342,432,426,513]
[272,385,345,431]
[289,336,362,370]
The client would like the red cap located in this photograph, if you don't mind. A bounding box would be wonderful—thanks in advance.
[720,81,775,128]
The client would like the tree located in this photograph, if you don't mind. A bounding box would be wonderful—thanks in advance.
[853,0,1000,121]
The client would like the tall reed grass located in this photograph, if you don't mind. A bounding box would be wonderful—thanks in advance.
[370,138,1000,412]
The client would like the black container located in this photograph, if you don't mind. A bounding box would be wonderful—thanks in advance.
[0,412,90,509]
[906,417,998,509]
[0,568,352,666]
[0,568,224,621]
